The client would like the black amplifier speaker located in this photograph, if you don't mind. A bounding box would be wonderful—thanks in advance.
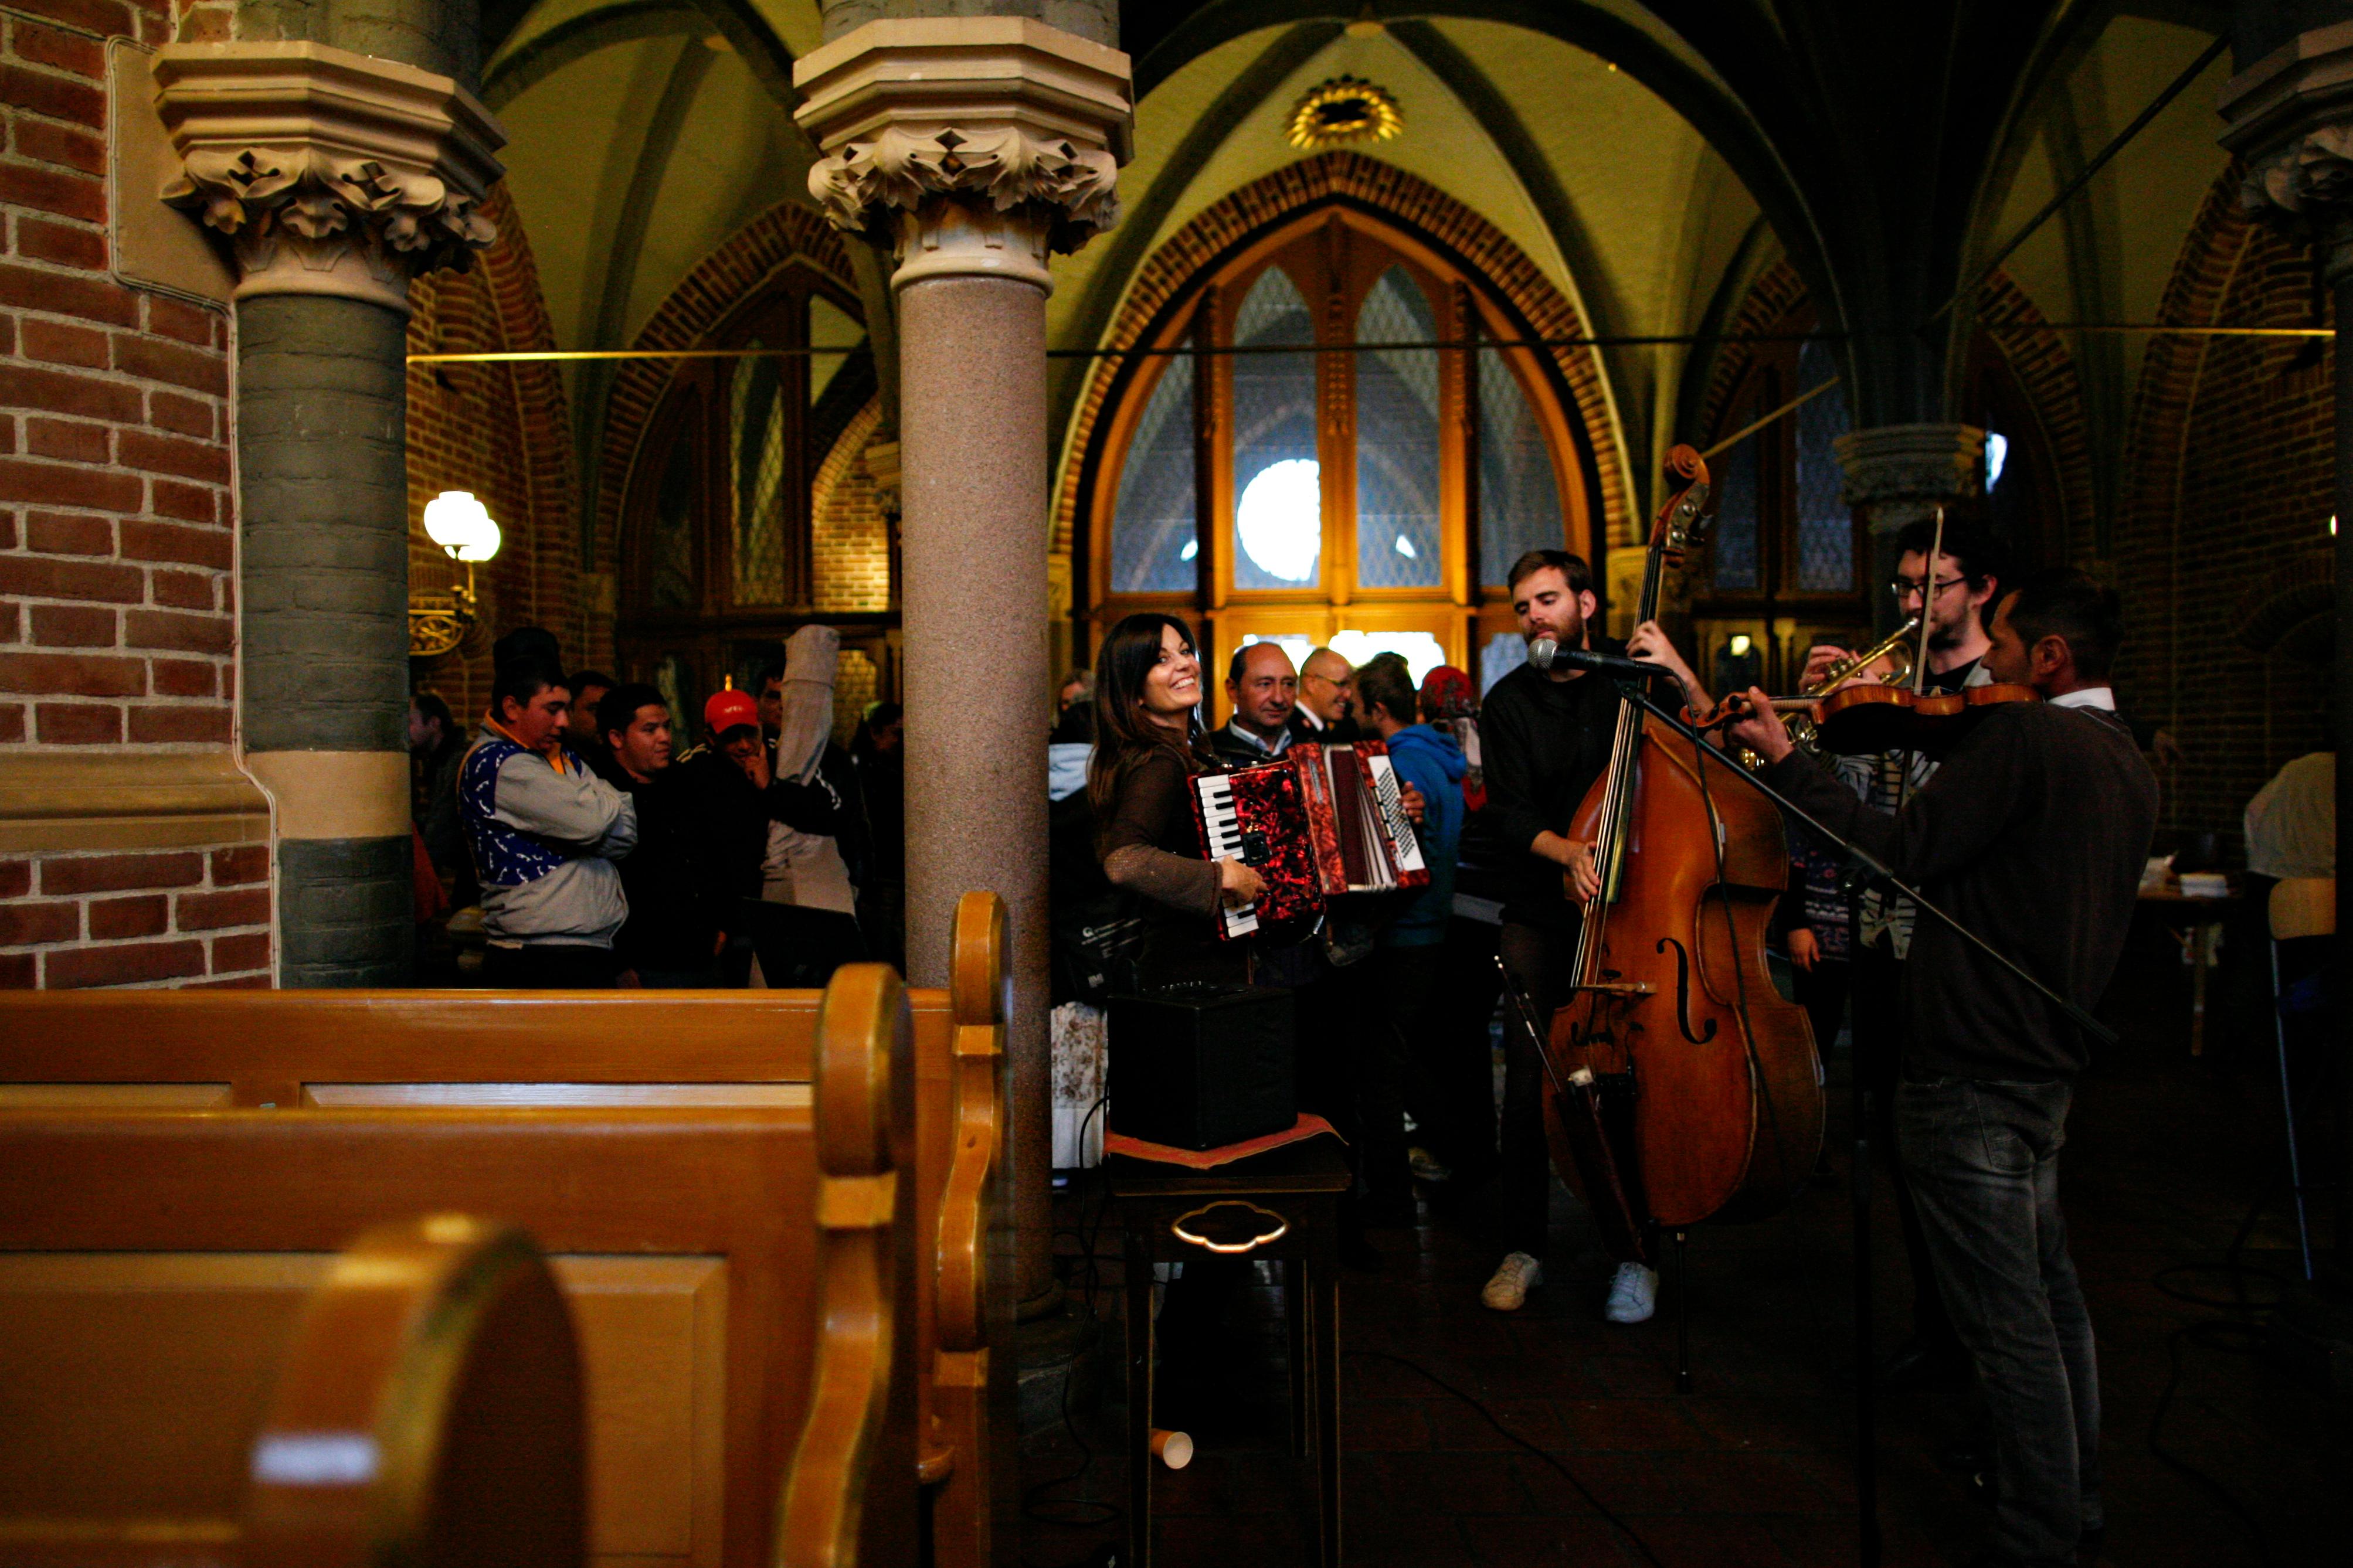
[1106,985,1296,1152]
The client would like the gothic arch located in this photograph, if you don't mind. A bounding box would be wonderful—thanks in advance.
[591,199,860,587]
[406,183,580,715]
[1053,151,1630,568]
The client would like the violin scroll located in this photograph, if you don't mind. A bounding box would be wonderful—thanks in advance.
[1651,444,1712,562]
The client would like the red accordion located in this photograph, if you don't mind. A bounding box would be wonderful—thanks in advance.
[1190,740,1431,941]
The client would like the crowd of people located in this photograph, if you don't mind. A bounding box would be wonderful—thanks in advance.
[1071,534,2175,1568]
[408,624,902,989]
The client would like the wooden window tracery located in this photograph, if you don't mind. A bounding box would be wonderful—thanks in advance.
[1081,209,1593,716]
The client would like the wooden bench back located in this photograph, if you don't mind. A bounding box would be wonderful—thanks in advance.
[0,1213,586,1568]
[0,961,920,1568]
[0,894,1006,1568]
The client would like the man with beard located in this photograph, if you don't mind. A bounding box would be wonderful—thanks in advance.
[1475,549,1660,1323]
[1797,516,2006,1384]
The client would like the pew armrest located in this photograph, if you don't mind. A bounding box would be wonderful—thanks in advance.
[780,964,919,1568]
[243,1216,586,1568]
[938,892,1007,1355]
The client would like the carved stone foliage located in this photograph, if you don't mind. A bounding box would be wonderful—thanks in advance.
[2219,21,2353,260]
[152,42,505,314]
[1832,423,1985,532]
[793,16,1132,292]
[807,124,1118,259]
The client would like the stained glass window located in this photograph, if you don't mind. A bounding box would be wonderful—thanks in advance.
[1330,628,1446,684]
[809,295,861,408]
[1479,351,1563,585]
[650,410,698,613]
[731,345,790,603]
[1794,338,1852,591]
[1230,267,1321,590]
[1711,428,1759,591]
[1108,358,1197,593]
[1481,629,1526,695]
[1354,268,1441,589]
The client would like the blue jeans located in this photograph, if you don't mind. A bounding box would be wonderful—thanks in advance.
[1896,1076,2101,1567]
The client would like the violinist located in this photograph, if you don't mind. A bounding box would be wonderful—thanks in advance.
[1724,570,2157,1568]
[1476,549,1658,1323]
[1825,516,2008,1384]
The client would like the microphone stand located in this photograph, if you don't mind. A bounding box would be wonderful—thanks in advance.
[1595,678,2118,1568]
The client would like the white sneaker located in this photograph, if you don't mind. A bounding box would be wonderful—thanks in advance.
[1604,1261,1658,1324]
[1481,1251,1543,1311]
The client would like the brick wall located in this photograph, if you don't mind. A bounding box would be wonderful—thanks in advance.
[1,842,268,987]
[0,0,273,988]
[810,394,887,614]
[2112,166,2334,858]
[406,182,581,722]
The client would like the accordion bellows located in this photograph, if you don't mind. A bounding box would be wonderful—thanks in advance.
[1191,740,1430,941]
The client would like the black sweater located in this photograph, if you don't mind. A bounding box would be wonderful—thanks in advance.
[1764,700,2158,1081]
[1478,650,1632,928]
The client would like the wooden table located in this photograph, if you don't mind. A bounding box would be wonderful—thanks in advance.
[1105,1136,1352,1568]
[2139,879,2242,1056]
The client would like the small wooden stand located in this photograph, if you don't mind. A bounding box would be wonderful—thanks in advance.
[1105,1135,1352,1568]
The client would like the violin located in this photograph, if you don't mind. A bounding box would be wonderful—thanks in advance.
[1543,446,1822,1239]
[1696,675,2039,760]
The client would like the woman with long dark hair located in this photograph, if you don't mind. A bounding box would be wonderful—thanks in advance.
[1089,613,1263,988]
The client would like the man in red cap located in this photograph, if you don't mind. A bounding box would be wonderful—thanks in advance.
[684,682,850,984]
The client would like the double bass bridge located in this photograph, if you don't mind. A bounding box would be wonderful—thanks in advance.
[1566,981,1655,996]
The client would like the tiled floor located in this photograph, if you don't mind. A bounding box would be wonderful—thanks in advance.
[1021,1015,2344,1567]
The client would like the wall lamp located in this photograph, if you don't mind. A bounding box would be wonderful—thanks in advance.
[409,491,503,659]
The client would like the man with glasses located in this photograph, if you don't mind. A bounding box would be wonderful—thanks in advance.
[1805,516,2008,1387]
[1290,647,1363,743]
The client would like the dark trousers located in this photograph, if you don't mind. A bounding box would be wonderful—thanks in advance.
[1792,955,1850,1060]
[1498,919,1578,1260]
[1413,917,1505,1184]
[1897,1076,2100,1567]
[1361,942,1440,1208]
[1851,940,1956,1347]
[484,943,617,989]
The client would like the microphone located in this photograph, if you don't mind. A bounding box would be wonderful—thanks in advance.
[1527,640,1674,680]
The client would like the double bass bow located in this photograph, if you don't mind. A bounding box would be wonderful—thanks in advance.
[1544,446,1824,1236]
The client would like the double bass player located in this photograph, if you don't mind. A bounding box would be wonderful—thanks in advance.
[1476,548,1659,1323]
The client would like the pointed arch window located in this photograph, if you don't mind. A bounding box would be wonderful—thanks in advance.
[1692,308,1864,693]
[617,266,894,723]
[1085,210,1591,719]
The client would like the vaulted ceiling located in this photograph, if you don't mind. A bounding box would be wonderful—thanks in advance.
[471,0,2243,519]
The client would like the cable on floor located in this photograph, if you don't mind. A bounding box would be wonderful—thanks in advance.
[1348,1348,1666,1568]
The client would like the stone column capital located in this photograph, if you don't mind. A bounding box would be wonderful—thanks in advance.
[792,16,1132,293]
[1832,423,1985,532]
[152,40,506,314]
[2219,21,2353,269]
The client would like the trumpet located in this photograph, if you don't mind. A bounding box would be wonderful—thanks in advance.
[1782,617,1920,748]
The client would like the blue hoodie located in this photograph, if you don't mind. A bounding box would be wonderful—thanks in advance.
[1381,723,1466,946]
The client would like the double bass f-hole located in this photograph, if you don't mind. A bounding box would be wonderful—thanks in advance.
[1655,936,1717,1045]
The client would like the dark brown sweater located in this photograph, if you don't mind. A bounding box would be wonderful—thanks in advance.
[1764,700,2158,1081]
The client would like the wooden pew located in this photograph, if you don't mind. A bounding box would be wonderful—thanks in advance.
[0,897,1004,1568]
[0,962,923,1568]
[0,1212,587,1568]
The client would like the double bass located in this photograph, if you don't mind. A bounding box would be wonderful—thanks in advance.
[1544,447,1824,1238]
